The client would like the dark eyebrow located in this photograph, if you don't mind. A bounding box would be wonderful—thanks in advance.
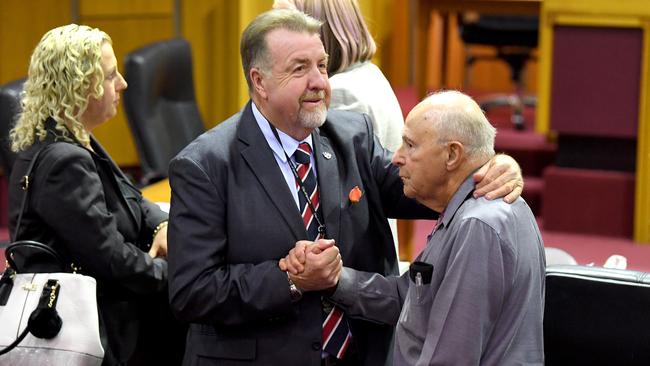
[291,57,309,65]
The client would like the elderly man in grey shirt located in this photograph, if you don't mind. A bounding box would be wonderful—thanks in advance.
[282,90,545,365]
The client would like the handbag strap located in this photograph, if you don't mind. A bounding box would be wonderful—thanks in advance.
[0,327,30,356]
[12,146,46,241]
[5,240,64,273]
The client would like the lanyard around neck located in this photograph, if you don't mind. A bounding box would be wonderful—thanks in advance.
[268,121,326,239]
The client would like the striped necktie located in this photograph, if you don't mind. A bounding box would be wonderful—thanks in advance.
[293,142,352,360]
[293,142,320,240]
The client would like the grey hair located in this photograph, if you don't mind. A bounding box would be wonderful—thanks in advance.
[240,8,322,92]
[423,90,496,161]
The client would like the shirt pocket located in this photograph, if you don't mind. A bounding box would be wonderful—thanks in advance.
[397,278,434,343]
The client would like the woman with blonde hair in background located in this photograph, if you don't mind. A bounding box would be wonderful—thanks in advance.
[9,24,184,365]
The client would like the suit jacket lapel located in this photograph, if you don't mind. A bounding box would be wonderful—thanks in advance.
[238,102,306,241]
[312,129,341,243]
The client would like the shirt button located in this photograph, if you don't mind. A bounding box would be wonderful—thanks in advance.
[311,341,321,351]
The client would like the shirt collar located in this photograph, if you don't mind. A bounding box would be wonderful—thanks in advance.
[437,170,478,230]
[252,102,313,161]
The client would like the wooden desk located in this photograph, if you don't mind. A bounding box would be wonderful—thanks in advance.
[141,179,171,203]
[415,0,541,95]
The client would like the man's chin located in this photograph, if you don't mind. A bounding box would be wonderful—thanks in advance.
[299,108,327,128]
[402,187,415,199]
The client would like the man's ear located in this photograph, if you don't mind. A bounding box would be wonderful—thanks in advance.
[250,68,267,99]
[446,141,465,171]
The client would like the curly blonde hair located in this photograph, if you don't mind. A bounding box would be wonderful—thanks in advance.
[10,24,111,152]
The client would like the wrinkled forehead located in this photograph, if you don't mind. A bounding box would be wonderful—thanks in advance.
[265,28,325,60]
[406,102,445,139]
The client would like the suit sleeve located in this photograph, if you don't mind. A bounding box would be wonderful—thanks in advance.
[35,146,166,293]
[167,156,292,325]
[331,267,409,325]
[416,218,509,365]
[140,197,168,238]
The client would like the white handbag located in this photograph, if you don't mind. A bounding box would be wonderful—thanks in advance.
[0,146,103,365]
[0,271,104,365]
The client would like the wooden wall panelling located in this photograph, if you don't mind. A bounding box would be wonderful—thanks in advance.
[535,3,553,135]
[78,0,175,167]
[384,0,411,88]
[410,1,541,98]
[637,20,650,244]
[358,0,391,70]
[236,1,274,108]
[0,1,70,227]
[182,0,230,129]
[0,0,71,84]
[78,0,174,17]
[182,0,272,129]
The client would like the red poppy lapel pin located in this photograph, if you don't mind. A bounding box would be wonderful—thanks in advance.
[349,186,363,204]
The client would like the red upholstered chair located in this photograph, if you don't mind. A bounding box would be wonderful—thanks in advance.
[542,166,635,238]
[494,125,556,217]
[495,130,556,177]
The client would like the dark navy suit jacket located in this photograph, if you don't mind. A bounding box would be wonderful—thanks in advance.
[168,102,434,365]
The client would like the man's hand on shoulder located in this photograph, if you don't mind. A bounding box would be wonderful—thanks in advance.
[472,154,523,203]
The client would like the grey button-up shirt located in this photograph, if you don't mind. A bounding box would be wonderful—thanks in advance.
[332,173,546,365]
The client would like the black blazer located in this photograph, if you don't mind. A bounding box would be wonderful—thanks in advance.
[9,121,170,365]
[168,102,435,366]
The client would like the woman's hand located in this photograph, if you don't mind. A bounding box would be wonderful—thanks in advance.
[149,223,168,258]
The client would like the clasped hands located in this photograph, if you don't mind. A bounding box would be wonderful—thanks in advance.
[279,239,343,292]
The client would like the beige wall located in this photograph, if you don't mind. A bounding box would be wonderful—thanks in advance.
[0,0,281,166]
[0,0,70,82]
[0,0,525,167]
[78,0,176,166]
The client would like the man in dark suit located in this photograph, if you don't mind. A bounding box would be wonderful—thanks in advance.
[167,8,522,366]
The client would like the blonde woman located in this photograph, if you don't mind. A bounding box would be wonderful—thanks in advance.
[9,24,183,365]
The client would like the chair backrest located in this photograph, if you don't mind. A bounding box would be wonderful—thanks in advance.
[545,265,650,365]
[0,78,26,176]
[123,38,205,180]
[460,15,539,48]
